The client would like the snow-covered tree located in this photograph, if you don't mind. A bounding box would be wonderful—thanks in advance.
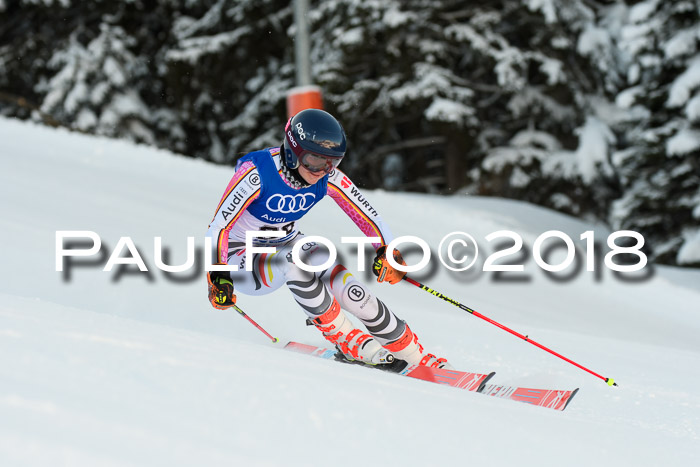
[306,0,484,192]
[471,0,627,220]
[163,0,292,162]
[603,0,700,265]
[1,0,699,265]
[1,0,193,149]
[304,0,620,203]
[37,23,159,143]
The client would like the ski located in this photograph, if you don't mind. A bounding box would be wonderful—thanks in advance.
[283,341,579,410]
[398,363,495,392]
[480,384,579,411]
[283,341,494,392]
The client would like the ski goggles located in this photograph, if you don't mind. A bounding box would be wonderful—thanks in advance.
[299,151,342,174]
[285,120,344,174]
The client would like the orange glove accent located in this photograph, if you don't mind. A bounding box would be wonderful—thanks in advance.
[373,245,407,285]
[207,270,237,310]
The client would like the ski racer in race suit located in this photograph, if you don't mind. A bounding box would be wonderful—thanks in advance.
[206,109,451,369]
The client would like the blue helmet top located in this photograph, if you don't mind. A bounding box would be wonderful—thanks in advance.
[283,109,347,169]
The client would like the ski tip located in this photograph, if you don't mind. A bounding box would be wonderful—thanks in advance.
[563,388,580,411]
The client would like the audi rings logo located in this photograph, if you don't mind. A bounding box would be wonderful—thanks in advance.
[266,193,316,213]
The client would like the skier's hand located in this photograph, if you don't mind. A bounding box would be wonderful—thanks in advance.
[373,245,407,285]
[207,270,237,310]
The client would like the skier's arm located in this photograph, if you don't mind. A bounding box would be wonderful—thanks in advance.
[327,169,394,250]
[206,161,261,264]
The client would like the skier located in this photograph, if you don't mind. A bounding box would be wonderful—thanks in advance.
[206,109,451,370]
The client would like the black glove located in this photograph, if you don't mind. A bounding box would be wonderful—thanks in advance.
[207,270,236,310]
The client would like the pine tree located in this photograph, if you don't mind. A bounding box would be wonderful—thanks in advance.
[606,0,700,265]
[37,23,158,143]
[163,0,292,162]
[1,0,699,265]
[306,0,619,206]
[0,0,192,149]
[472,0,625,220]
[307,0,482,192]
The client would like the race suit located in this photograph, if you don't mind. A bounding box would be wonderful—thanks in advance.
[206,147,407,345]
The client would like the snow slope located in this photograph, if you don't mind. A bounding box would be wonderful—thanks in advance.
[1,116,699,466]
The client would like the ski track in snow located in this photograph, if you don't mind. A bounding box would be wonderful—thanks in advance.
[1,117,699,466]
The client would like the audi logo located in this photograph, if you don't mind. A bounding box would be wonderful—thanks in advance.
[266,193,316,213]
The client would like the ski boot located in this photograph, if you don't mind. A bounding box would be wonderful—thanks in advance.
[384,325,453,370]
[310,298,394,366]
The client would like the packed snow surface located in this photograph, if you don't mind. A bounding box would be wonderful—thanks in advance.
[1,117,699,466]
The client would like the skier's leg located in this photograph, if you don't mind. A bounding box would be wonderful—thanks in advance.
[221,240,383,362]
[324,264,452,369]
[275,237,393,364]
[238,236,450,369]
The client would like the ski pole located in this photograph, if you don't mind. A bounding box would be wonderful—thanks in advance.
[403,276,617,387]
[232,304,279,343]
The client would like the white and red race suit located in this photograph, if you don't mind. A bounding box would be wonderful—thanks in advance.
[206,147,407,345]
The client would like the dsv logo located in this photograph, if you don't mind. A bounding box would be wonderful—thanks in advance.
[266,193,316,213]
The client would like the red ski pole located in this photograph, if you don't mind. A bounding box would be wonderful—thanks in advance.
[232,304,279,343]
[403,276,617,386]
